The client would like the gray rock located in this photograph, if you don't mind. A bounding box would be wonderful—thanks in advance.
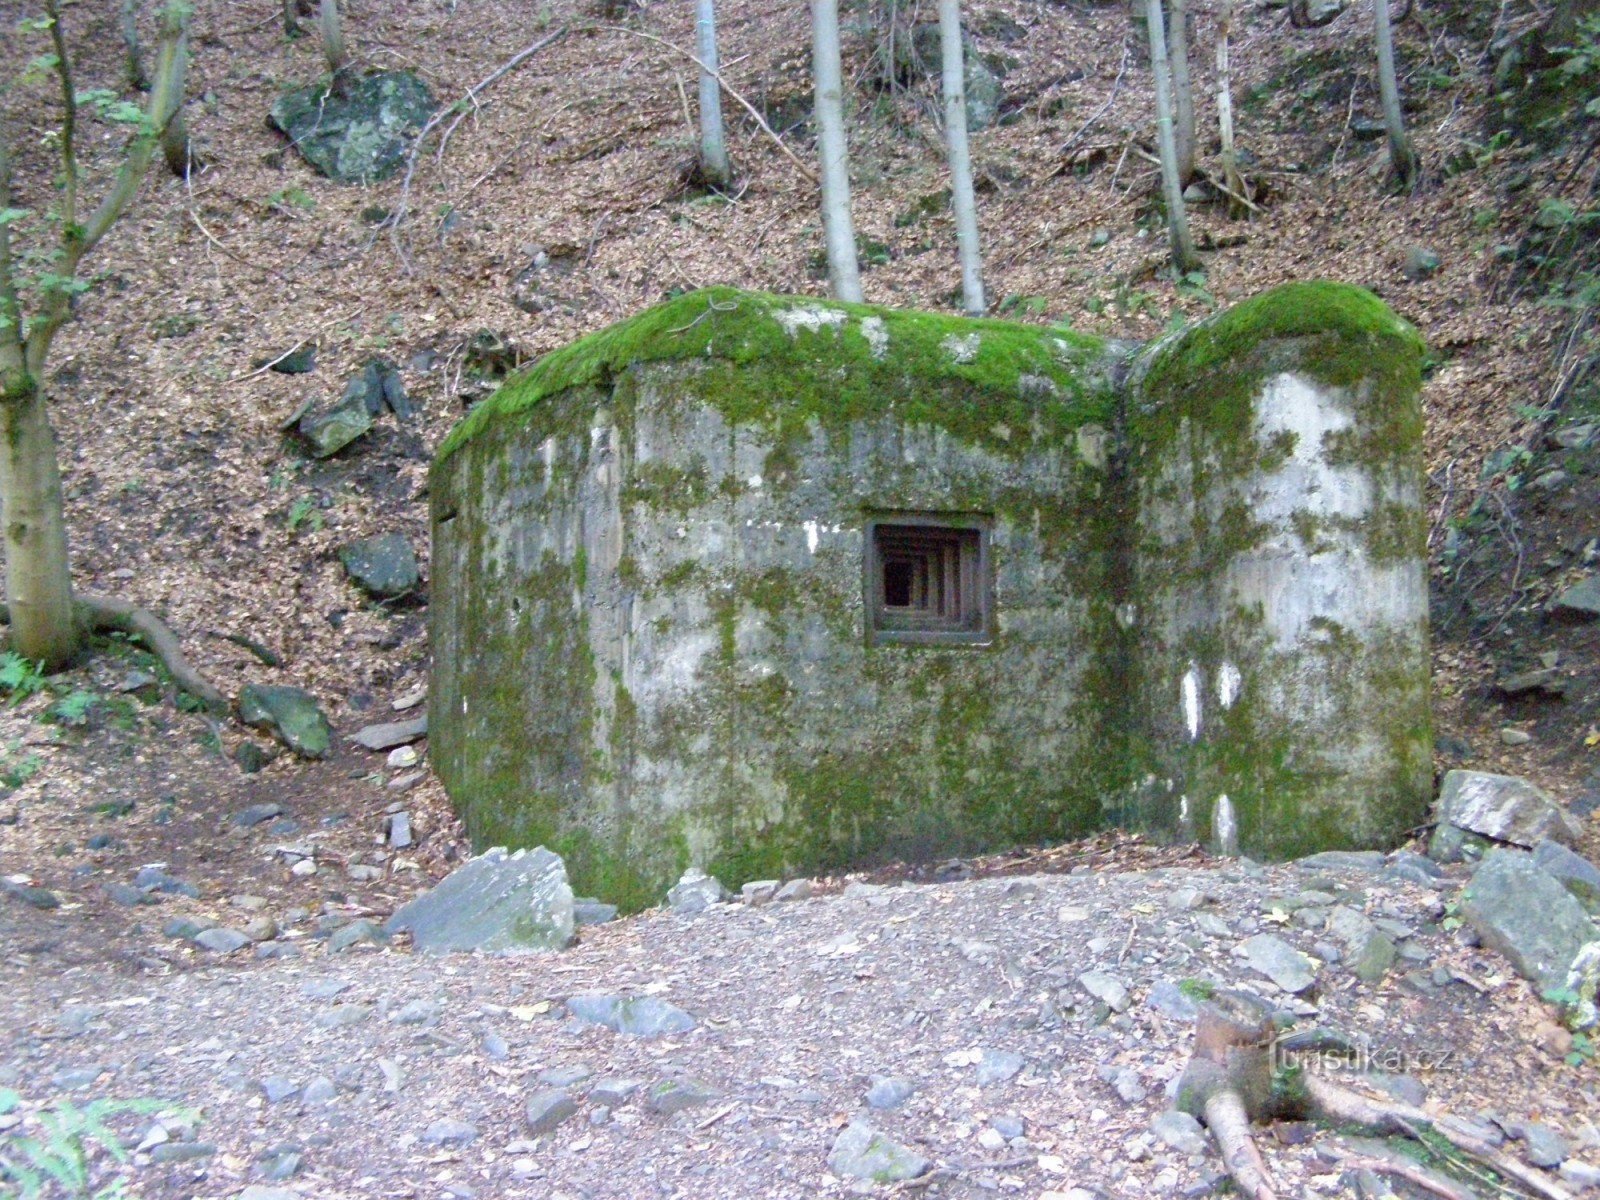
[238,685,333,759]
[296,394,372,458]
[590,1078,643,1107]
[260,1077,299,1103]
[645,1078,716,1115]
[105,883,154,907]
[394,999,441,1025]
[231,802,285,829]
[1296,851,1386,872]
[975,1049,1025,1085]
[301,1076,336,1105]
[573,898,618,925]
[565,994,695,1036]
[386,846,575,954]
[255,1146,302,1181]
[991,1115,1024,1139]
[1240,934,1318,993]
[313,1004,372,1030]
[1535,840,1600,907]
[194,928,252,954]
[1145,979,1200,1021]
[340,535,421,600]
[481,1030,510,1061]
[349,716,428,751]
[150,1141,215,1163]
[741,879,781,904]
[269,71,436,183]
[865,1076,916,1110]
[239,1188,302,1200]
[1368,1073,1427,1106]
[300,979,349,999]
[1431,770,1583,862]
[1561,942,1600,1029]
[524,1088,578,1134]
[1553,575,1600,621]
[1461,849,1596,989]
[1385,850,1442,885]
[537,1064,593,1088]
[134,866,198,897]
[422,1119,478,1147]
[828,1122,930,1183]
[1098,1065,1147,1104]
[328,919,388,954]
[1079,971,1132,1012]
[774,879,813,901]
[386,812,413,850]
[51,1066,105,1090]
[1304,0,1347,21]
[1151,1110,1209,1156]
[1518,1122,1569,1168]
[667,868,727,915]
[1403,246,1442,280]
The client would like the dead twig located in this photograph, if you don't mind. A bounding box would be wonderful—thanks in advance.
[1047,39,1130,180]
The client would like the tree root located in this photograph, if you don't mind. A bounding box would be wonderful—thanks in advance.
[1171,995,1574,1200]
[1,595,228,715]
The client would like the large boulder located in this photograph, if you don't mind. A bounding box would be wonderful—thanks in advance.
[385,846,575,953]
[1428,769,1582,862]
[269,71,436,183]
[1460,849,1595,990]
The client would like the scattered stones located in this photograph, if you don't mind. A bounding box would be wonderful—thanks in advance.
[524,1088,578,1134]
[1098,1065,1147,1104]
[269,70,436,183]
[1079,971,1131,1013]
[255,1145,303,1181]
[565,994,695,1037]
[393,999,442,1025]
[238,685,334,760]
[385,846,575,954]
[828,1122,930,1183]
[339,534,421,600]
[349,716,428,751]
[1151,1110,1209,1156]
[134,866,199,898]
[104,883,154,907]
[1429,770,1581,862]
[865,1076,916,1110]
[645,1078,716,1115]
[667,868,728,916]
[1460,849,1596,989]
[421,1119,478,1147]
[1240,933,1318,993]
[295,393,372,458]
[260,1077,299,1104]
[975,1049,1025,1085]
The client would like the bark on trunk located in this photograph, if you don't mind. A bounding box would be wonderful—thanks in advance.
[811,0,863,302]
[1145,0,1201,272]
[122,0,150,91]
[939,0,985,316]
[1374,0,1418,189]
[283,0,301,37]
[1168,0,1196,184]
[0,381,78,669]
[1215,0,1249,218]
[320,0,346,75]
[695,0,732,187]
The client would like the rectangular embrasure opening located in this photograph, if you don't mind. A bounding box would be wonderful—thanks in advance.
[866,516,994,646]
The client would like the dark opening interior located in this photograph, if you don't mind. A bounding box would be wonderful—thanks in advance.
[867,520,991,645]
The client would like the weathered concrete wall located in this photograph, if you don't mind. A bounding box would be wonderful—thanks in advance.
[431,282,1431,907]
[1120,282,1432,857]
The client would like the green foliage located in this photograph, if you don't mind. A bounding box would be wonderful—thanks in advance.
[45,690,97,728]
[285,495,323,535]
[1177,978,1216,1001]
[267,186,316,212]
[0,654,47,703]
[0,740,41,789]
[0,1089,189,1200]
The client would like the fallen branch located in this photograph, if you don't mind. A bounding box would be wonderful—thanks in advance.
[0,596,227,715]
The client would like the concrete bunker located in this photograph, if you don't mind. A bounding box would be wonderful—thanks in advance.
[429,283,1430,909]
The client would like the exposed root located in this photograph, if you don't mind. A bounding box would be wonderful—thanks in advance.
[1175,991,1280,1199]
[1204,1088,1279,1200]
[75,595,228,715]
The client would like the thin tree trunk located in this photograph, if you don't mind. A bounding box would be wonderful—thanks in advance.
[1215,0,1248,218]
[320,0,346,75]
[695,0,732,187]
[1374,0,1418,189]
[1168,0,1196,184]
[1145,0,1200,271]
[0,382,78,669]
[938,0,985,316]
[160,18,191,178]
[283,0,301,37]
[811,0,863,302]
[121,0,150,92]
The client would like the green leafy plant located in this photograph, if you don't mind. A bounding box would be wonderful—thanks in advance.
[0,1088,188,1199]
[0,653,46,703]
[45,690,97,728]
[285,495,323,535]
[0,740,41,789]
[267,185,316,212]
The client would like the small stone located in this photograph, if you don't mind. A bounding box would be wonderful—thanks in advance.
[231,803,285,829]
[741,880,781,904]
[590,1078,643,1107]
[975,1049,1025,1085]
[394,999,441,1025]
[1152,1110,1209,1156]
[1519,1122,1569,1168]
[260,1077,299,1104]
[149,1140,215,1164]
[328,919,388,953]
[194,928,251,954]
[313,1004,372,1030]
[1145,979,1200,1021]
[105,882,154,907]
[241,916,279,942]
[828,1122,930,1183]
[566,994,695,1036]
[1500,727,1534,746]
[1553,575,1600,621]
[1079,971,1131,1012]
[537,1064,593,1088]
[349,716,428,751]
[1240,933,1318,993]
[481,1031,510,1061]
[1098,1065,1147,1104]
[386,812,413,849]
[573,898,618,925]
[255,1146,302,1181]
[667,868,727,916]
[524,1088,579,1134]
[422,1119,478,1147]
[774,879,813,902]
[301,1077,336,1105]
[991,1115,1024,1139]
[239,1188,301,1200]
[297,394,372,458]
[1403,246,1442,280]
[387,745,420,770]
[645,1078,716,1115]
[51,1067,105,1090]
[865,1076,916,1110]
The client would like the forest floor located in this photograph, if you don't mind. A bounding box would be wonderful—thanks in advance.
[1,0,1599,1195]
